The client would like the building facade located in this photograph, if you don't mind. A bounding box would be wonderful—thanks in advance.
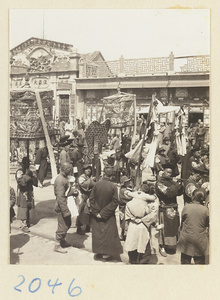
[10,37,210,129]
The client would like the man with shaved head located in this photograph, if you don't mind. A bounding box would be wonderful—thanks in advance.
[54,162,73,253]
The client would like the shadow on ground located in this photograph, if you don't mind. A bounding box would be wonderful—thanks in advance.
[10,233,30,264]
[32,199,57,225]
[66,232,89,250]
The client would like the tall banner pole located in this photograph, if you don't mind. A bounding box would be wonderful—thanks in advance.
[35,90,57,178]
[131,94,137,149]
[135,93,154,187]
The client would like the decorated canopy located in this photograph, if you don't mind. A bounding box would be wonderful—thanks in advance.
[10,89,55,139]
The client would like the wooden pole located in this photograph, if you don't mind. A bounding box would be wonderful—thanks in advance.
[35,90,57,178]
[99,102,105,123]
[26,139,30,168]
[135,93,154,187]
[131,94,137,149]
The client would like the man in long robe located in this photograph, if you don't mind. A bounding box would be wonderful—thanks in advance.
[35,146,49,188]
[89,166,123,260]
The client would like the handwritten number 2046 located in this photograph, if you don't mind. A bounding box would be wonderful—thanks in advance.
[14,275,82,297]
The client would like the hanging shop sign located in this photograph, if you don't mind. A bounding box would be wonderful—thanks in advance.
[189,106,204,113]
[30,77,50,89]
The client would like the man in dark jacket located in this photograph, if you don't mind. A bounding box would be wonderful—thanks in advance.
[69,142,84,179]
[54,162,73,253]
[89,166,123,260]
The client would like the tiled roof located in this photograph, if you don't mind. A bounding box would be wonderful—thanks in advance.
[81,51,113,78]
[81,51,101,61]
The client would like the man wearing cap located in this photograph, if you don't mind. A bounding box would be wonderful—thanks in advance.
[155,165,184,257]
[89,166,123,260]
[59,140,72,167]
[153,146,169,176]
[76,164,95,234]
[54,162,73,253]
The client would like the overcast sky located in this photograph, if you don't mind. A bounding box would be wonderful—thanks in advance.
[10,9,210,60]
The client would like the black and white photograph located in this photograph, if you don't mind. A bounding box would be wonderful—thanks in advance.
[9,9,210,267]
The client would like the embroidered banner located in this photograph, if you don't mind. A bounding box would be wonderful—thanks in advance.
[10,89,55,139]
[101,93,135,128]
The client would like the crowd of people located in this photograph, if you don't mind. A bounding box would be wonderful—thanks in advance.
[10,116,210,265]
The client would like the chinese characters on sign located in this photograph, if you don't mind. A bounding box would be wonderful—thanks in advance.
[30,77,50,89]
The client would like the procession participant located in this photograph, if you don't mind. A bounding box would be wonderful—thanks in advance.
[118,176,133,241]
[15,157,38,233]
[69,142,84,179]
[72,130,79,147]
[139,115,147,140]
[89,166,123,261]
[186,123,194,146]
[167,143,180,177]
[153,147,169,176]
[10,186,16,232]
[181,144,194,181]
[161,137,170,156]
[155,164,184,257]
[64,119,74,137]
[177,188,209,264]
[157,122,166,148]
[183,172,202,205]
[200,146,209,172]
[113,147,123,183]
[190,148,205,174]
[59,121,66,138]
[195,122,206,149]
[124,183,160,264]
[109,133,120,151]
[121,132,132,171]
[54,162,73,253]
[201,182,210,209]
[59,140,72,167]
[35,145,49,188]
[76,164,95,235]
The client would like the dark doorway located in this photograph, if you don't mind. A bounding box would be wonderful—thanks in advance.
[188,113,203,126]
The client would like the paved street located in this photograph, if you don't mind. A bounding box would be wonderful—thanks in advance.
[10,164,184,265]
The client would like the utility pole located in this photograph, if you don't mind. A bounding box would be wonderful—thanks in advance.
[42,10,45,39]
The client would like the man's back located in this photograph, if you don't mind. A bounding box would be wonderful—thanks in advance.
[92,177,117,209]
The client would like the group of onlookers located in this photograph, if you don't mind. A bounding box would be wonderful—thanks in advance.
[10,119,209,265]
